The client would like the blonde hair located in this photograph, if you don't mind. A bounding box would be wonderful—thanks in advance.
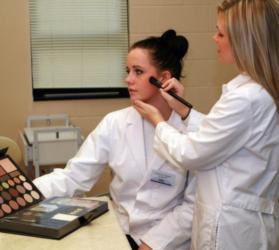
[218,0,279,111]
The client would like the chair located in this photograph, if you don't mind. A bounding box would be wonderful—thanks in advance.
[0,136,22,164]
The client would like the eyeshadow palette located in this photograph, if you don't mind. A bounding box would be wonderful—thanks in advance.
[0,155,108,239]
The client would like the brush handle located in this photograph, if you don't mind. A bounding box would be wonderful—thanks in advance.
[149,77,193,109]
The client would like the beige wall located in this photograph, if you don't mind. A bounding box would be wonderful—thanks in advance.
[0,0,237,194]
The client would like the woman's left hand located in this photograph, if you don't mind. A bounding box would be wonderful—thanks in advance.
[133,100,164,126]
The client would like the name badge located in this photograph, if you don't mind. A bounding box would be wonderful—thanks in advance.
[150,170,176,186]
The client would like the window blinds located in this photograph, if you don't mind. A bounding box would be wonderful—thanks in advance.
[29,0,129,100]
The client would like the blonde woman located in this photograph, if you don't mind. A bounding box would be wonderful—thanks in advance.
[134,0,279,249]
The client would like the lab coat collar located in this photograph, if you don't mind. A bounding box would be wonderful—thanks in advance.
[222,73,252,94]
[147,111,178,171]
[126,107,169,173]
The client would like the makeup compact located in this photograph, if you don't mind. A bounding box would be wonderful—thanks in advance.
[0,155,108,239]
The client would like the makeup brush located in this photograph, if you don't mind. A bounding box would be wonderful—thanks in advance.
[149,76,193,109]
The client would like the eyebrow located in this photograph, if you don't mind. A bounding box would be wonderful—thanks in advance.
[126,65,145,71]
[131,65,145,71]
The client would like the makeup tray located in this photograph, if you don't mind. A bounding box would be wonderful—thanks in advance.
[0,155,108,239]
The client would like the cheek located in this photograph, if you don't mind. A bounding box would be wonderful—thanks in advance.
[140,83,158,100]
[223,44,235,63]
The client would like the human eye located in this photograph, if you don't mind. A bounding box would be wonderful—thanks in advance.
[217,31,224,37]
[215,26,224,38]
[135,68,144,75]
[126,67,130,74]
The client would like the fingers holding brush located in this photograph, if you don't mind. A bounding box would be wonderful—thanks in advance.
[161,77,185,97]
[160,89,191,120]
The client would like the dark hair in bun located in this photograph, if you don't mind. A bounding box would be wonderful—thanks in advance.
[130,29,189,80]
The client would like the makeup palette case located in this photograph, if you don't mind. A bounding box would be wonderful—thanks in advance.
[0,154,108,239]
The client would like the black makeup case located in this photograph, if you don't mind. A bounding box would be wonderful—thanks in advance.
[0,154,108,239]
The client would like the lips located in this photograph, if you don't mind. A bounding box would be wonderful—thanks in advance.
[128,88,137,94]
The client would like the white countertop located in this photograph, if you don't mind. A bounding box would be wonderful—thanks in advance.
[0,197,131,250]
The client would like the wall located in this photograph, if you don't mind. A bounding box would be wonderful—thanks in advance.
[0,0,237,194]
[129,0,237,110]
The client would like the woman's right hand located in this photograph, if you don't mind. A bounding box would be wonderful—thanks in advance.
[161,78,190,119]
[161,77,184,96]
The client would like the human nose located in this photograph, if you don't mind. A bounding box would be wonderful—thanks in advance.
[125,72,133,85]
[213,33,218,44]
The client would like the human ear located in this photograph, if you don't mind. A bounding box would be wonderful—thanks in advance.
[159,70,172,83]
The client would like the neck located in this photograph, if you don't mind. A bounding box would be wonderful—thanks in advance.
[149,95,172,121]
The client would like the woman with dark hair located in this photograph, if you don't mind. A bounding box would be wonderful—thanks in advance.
[34,30,203,250]
[134,1,279,249]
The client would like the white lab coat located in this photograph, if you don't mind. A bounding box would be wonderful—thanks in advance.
[34,106,203,250]
[154,74,279,250]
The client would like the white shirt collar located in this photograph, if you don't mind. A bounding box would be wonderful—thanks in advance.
[222,73,252,94]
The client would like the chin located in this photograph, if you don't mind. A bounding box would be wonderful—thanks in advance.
[129,95,140,102]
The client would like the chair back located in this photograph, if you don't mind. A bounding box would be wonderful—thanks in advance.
[0,136,22,164]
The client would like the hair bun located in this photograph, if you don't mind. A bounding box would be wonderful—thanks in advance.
[160,29,189,59]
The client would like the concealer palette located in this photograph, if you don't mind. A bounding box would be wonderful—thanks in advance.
[0,155,108,239]
[0,156,41,215]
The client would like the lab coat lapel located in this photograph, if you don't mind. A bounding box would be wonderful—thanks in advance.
[148,144,167,171]
[139,152,166,188]
[149,111,183,171]
[125,108,146,169]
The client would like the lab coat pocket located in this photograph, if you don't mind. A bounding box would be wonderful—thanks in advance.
[191,199,220,250]
[216,205,276,250]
